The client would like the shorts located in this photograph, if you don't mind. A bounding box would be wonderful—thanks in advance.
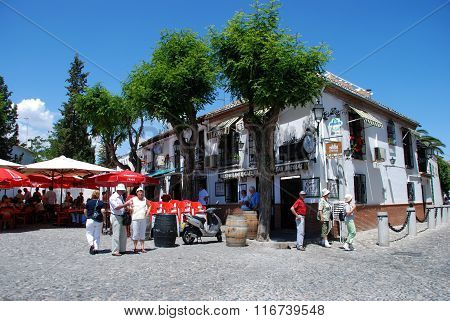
[132,219,147,241]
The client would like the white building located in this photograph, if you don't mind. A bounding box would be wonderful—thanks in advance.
[128,72,443,235]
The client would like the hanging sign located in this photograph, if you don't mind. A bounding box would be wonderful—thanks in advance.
[328,117,343,137]
[325,141,342,158]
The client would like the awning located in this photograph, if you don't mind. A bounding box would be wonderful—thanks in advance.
[348,106,383,128]
[147,168,175,177]
[207,117,240,139]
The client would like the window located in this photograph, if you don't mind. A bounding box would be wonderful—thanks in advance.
[407,182,415,202]
[387,120,396,145]
[225,179,238,203]
[173,140,181,171]
[327,179,339,199]
[219,127,240,167]
[417,143,427,172]
[248,132,256,165]
[348,112,366,160]
[354,174,367,204]
[402,128,414,169]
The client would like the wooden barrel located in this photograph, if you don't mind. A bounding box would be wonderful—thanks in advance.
[153,214,177,247]
[242,211,258,239]
[225,215,247,247]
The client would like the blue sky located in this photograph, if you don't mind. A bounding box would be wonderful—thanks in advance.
[1,0,449,158]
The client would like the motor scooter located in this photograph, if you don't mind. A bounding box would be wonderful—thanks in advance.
[181,207,222,244]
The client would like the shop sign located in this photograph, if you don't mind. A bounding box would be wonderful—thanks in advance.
[218,168,257,180]
[301,178,320,198]
[325,141,342,158]
[275,160,309,174]
[328,117,343,137]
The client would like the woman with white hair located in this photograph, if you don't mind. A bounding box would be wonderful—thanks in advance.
[343,194,357,251]
[318,188,332,247]
[131,187,149,253]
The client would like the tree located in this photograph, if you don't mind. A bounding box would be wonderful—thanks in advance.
[48,55,95,162]
[0,75,19,160]
[417,128,449,197]
[210,0,330,240]
[75,84,145,172]
[124,30,217,199]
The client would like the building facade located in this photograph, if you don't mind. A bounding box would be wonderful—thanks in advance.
[126,72,443,236]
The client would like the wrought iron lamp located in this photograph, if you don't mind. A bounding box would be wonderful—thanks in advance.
[390,157,396,165]
[344,148,352,160]
[238,140,245,150]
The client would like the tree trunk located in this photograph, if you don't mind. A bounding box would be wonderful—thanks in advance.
[245,106,279,241]
[175,127,197,200]
[105,139,130,171]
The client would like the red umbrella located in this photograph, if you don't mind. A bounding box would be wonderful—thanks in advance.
[0,168,30,188]
[92,170,158,187]
[27,174,83,188]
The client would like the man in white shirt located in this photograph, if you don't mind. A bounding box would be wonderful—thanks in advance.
[44,187,57,221]
[110,183,132,256]
[198,184,209,206]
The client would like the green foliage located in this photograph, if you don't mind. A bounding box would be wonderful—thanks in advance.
[47,55,95,162]
[0,75,19,160]
[210,0,330,118]
[437,156,450,195]
[417,128,446,155]
[124,29,217,126]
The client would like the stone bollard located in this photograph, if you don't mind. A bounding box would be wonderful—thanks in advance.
[435,207,441,226]
[427,206,435,229]
[377,212,389,247]
[407,207,416,237]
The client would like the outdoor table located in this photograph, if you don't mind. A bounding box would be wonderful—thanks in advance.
[55,208,83,226]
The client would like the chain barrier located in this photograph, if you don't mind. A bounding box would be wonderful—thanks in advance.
[416,208,430,223]
[388,211,410,233]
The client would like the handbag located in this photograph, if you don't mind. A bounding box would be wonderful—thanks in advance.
[92,200,103,221]
[122,212,132,226]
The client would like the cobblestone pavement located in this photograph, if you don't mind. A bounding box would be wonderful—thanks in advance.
[0,223,448,301]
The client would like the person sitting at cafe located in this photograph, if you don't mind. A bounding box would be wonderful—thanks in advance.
[0,195,11,208]
[239,190,251,211]
[74,192,84,208]
[16,189,25,204]
[23,188,32,202]
[85,190,106,255]
[33,188,42,202]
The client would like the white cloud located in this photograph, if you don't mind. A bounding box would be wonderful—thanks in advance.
[16,98,55,143]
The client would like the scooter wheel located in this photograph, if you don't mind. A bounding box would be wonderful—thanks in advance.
[182,230,196,245]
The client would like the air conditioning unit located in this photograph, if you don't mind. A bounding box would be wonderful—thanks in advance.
[210,155,218,168]
[374,147,386,162]
[204,156,210,169]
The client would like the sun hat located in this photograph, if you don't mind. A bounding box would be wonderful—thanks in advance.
[136,187,144,192]
[299,191,306,195]
[116,183,126,191]
[322,188,330,196]
[344,194,353,203]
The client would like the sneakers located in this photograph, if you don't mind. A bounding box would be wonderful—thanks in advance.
[324,240,331,248]
[89,245,96,255]
[297,246,306,251]
[343,243,355,251]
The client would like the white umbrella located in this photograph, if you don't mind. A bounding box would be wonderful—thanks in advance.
[0,159,22,169]
[22,155,114,204]
[22,155,113,176]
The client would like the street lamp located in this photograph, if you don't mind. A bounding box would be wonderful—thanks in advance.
[390,157,396,165]
[313,104,324,125]
[238,140,245,151]
[425,146,434,159]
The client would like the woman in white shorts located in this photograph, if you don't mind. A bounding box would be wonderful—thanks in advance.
[131,187,149,253]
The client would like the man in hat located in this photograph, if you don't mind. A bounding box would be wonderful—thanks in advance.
[109,183,133,256]
[318,188,332,248]
[290,190,307,251]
